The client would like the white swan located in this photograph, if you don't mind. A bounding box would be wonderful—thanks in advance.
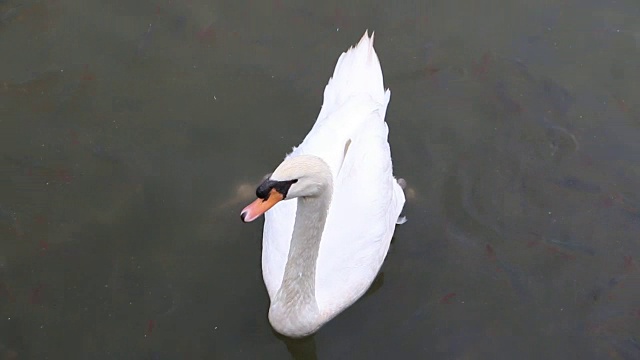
[240,31,405,338]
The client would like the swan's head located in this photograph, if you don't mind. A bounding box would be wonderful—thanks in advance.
[240,155,332,223]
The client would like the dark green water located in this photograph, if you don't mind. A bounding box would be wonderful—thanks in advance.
[1,0,639,358]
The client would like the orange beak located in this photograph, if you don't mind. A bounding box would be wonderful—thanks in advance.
[240,189,284,223]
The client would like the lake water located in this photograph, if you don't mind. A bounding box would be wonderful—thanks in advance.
[1,0,639,359]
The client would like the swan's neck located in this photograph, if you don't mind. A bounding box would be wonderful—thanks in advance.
[269,188,332,336]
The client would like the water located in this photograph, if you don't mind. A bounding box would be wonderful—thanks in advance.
[1,0,639,358]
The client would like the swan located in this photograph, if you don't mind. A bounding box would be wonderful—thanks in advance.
[240,31,406,338]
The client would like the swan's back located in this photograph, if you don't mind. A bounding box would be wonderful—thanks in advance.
[286,32,391,174]
[262,31,405,324]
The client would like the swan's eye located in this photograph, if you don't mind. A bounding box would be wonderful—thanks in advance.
[256,179,298,200]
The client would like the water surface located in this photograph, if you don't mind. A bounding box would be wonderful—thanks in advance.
[1,0,639,359]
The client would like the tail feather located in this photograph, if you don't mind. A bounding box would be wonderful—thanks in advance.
[321,31,388,115]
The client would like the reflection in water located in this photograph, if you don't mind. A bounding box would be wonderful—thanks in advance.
[280,333,317,360]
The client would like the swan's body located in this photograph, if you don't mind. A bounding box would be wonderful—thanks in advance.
[241,32,405,337]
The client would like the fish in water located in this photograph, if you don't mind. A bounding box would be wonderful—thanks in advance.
[549,175,601,194]
[0,205,21,235]
[545,237,596,256]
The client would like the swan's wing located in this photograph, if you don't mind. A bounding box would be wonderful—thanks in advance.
[315,103,405,316]
[288,97,380,177]
[286,32,389,176]
[316,32,386,127]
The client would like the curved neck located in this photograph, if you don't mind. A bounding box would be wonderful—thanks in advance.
[269,183,332,335]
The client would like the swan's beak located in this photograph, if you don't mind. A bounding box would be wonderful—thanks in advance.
[240,189,284,223]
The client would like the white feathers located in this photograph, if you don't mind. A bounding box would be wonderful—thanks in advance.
[258,31,406,336]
